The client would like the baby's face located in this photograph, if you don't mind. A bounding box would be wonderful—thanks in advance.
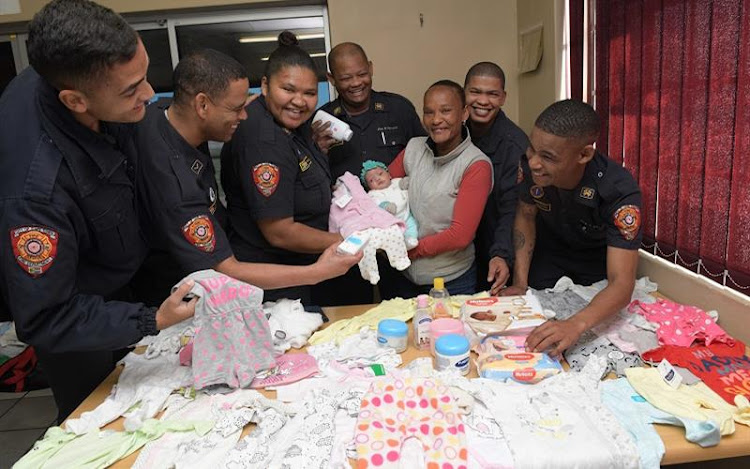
[365,167,391,190]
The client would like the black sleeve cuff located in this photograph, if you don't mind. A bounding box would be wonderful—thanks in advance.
[137,306,159,337]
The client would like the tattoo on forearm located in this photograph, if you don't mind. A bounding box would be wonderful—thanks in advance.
[513,229,525,251]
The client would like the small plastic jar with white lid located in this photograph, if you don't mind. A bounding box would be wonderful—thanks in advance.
[435,334,470,375]
[377,319,408,353]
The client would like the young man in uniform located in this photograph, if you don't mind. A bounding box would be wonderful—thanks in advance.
[501,100,642,359]
[131,49,360,305]
[464,62,529,294]
[312,42,425,305]
[0,0,195,422]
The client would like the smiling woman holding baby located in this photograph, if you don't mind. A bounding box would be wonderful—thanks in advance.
[384,80,493,297]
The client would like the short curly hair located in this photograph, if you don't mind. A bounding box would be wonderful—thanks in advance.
[535,99,600,144]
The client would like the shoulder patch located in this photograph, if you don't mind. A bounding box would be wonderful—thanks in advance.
[252,163,280,197]
[10,226,59,277]
[182,215,215,252]
[613,205,641,241]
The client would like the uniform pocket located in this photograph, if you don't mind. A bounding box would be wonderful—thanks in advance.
[376,128,406,148]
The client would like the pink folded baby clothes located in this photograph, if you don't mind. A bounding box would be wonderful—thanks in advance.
[628,299,732,347]
[250,353,319,388]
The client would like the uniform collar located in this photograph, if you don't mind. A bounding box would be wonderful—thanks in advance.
[425,125,473,165]
[571,152,608,207]
[331,90,386,125]
[154,104,209,166]
[469,109,510,151]
[36,75,127,196]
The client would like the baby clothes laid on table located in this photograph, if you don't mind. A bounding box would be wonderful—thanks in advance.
[309,298,415,345]
[140,318,195,359]
[355,377,468,469]
[601,378,720,469]
[479,357,640,469]
[564,330,643,377]
[308,327,403,372]
[65,352,192,435]
[178,270,276,390]
[250,353,319,388]
[625,367,750,436]
[629,299,732,347]
[641,341,750,404]
[14,419,211,469]
[367,176,419,248]
[263,298,323,353]
[531,287,591,321]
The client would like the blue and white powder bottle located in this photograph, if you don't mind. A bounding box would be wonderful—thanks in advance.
[377,319,408,353]
[435,334,470,375]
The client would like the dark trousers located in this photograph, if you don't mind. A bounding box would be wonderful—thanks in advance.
[36,348,130,424]
[311,265,374,306]
[387,262,478,299]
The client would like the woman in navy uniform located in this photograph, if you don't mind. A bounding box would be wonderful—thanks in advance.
[221,32,342,304]
[501,100,643,359]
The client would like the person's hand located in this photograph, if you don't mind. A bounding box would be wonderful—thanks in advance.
[487,256,510,295]
[311,120,340,155]
[525,317,587,359]
[316,242,363,280]
[499,285,527,296]
[156,280,197,330]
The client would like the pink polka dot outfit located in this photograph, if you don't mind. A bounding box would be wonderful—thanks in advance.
[180,270,276,390]
[355,377,467,469]
[628,299,732,347]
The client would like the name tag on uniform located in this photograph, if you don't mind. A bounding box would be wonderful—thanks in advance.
[334,193,352,208]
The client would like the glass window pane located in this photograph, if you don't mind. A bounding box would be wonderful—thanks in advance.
[139,29,173,93]
[0,41,16,97]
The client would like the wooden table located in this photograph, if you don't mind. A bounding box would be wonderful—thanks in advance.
[65,304,750,467]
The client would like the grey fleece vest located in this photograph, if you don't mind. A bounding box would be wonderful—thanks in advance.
[403,134,492,285]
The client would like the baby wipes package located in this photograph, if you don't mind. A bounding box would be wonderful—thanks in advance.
[476,334,562,384]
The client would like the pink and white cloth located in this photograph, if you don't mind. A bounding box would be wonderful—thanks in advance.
[628,299,732,347]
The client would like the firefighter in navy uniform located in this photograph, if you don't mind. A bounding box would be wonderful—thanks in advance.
[501,100,643,360]
[0,0,195,423]
[463,62,530,294]
[131,49,358,306]
[312,42,425,305]
[221,32,343,306]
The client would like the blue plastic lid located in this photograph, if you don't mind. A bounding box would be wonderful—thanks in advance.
[435,334,470,356]
[378,319,408,337]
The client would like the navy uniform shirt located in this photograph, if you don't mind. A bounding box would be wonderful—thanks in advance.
[129,103,233,304]
[0,68,156,353]
[471,110,529,266]
[519,151,643,253]
[320,90,425,179]
[221,96,332,266]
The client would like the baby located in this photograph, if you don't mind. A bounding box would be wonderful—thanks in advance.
[360,160,419,249]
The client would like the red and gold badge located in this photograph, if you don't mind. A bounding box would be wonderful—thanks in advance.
[10,226,59,277]
[182,215,215,252]
[613,205,641,241]
[252,163,280,197]
[516,161,524,184]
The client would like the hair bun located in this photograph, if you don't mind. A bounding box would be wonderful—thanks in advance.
[278,31,299,47]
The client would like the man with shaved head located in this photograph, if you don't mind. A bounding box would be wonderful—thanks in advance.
[312,42,425,305]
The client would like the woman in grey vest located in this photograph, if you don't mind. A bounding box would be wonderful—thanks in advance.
[385,80,493,297]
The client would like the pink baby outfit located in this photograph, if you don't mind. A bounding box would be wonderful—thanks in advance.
[177,270,275,390]
[355,377,467,469]
[329,172,411,284]
[629,299,732,347]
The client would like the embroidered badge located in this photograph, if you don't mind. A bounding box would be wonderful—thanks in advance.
[374,102,385,111]
[10,226,59,277]
[534,201,552,211]
[333,106,343,116]
[516,162,524,184]
[299,156,312,172]
[182,215,215,252]
[580,186,595,200]
[530,185,544,199]
[613,205,641,241]
[191,159,204,175]
[252,163,280,197]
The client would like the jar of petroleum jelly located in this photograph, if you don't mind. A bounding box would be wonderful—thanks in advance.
[429,318,464,355]
[377,319,408,353]
[435,334,470,375]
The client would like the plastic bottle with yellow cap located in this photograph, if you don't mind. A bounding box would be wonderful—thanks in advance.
[429,277,452,319]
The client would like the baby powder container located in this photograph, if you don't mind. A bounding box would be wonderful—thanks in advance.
[377,319,408,353]
[429,318,464,355]
[313,110,354,142]
[435,334,471,375]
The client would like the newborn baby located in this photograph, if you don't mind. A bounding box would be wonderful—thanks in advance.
[360,160,419,249]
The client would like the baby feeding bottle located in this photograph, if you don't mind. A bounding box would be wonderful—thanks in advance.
[429,277,452,318]
[313,110,354,142]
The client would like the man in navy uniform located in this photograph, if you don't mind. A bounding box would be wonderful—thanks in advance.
[501,100,642,359]
[0,0,195,422]
[312,42,425,305]
[463,62,529,294]
[131,49,359,306]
